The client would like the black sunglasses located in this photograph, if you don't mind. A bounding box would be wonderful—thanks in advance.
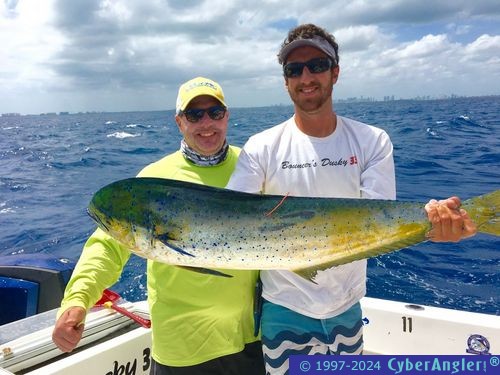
[180,105,227,123]
[283,57,334,78]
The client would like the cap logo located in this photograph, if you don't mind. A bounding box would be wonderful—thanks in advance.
[185,81,217,92]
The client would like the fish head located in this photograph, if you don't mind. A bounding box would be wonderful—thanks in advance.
[87,179,155,250]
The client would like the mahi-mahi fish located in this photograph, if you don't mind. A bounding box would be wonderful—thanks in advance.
[87,177,499,282]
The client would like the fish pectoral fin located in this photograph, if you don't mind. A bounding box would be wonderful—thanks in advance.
[155,233,195,257]
[177,266,233,278]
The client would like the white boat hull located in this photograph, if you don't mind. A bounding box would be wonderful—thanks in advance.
[361,297,498,355]
[1,298,498,374]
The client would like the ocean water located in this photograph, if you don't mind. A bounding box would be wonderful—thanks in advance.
[1,96,499,315]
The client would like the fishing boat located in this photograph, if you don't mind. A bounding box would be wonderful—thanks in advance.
[1,291,498,374]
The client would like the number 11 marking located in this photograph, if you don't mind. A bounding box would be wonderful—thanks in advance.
[402,316,413,333]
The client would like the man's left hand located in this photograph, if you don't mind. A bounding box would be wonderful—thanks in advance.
[425,196,477,242]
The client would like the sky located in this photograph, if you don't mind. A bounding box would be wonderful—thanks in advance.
[1,0,500,115]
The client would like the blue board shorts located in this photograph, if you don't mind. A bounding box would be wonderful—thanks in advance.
[261,299,363,375]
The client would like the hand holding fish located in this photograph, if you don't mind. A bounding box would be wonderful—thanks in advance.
[425,196,477,242]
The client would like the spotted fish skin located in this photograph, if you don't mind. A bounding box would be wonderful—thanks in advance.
[88,177,499,281]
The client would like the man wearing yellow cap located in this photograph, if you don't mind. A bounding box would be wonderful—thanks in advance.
[52,77,265,375]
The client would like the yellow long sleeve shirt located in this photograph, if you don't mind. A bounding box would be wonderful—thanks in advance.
[59,146,260,366]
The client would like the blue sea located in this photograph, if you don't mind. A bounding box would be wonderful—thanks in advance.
[1,96,499,315]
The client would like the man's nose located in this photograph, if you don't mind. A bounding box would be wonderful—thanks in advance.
[300,66,315,81]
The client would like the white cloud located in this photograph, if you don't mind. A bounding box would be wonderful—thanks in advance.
[337,32,500,99]
[335,25,387,53]
[0,0,499,114]
[97,0,133,27]
[0,0,69,112]
[465,34,500,53]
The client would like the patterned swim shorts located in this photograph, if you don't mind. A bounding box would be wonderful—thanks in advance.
[261,300,363,375]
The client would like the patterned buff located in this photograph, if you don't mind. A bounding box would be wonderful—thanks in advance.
[180,139,229,166]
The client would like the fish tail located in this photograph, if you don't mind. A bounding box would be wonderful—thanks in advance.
[462,190,500,236]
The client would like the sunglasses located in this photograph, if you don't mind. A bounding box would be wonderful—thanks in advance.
[283,57,334,78]
[180,105,227,123]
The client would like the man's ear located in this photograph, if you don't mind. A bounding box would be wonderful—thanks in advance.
[332,65,340,83]
[175,115,183,131]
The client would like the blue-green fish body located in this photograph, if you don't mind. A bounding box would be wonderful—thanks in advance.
[88,178,499,281]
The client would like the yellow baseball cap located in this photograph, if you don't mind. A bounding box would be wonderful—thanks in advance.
[175,77,226,114]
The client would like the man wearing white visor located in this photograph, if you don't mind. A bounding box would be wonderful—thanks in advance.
[227,23,477,375]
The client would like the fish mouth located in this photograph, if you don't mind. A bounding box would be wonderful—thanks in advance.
[87,207,109,232]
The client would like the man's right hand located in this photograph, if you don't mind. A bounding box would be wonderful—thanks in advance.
[52,306,86,352]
